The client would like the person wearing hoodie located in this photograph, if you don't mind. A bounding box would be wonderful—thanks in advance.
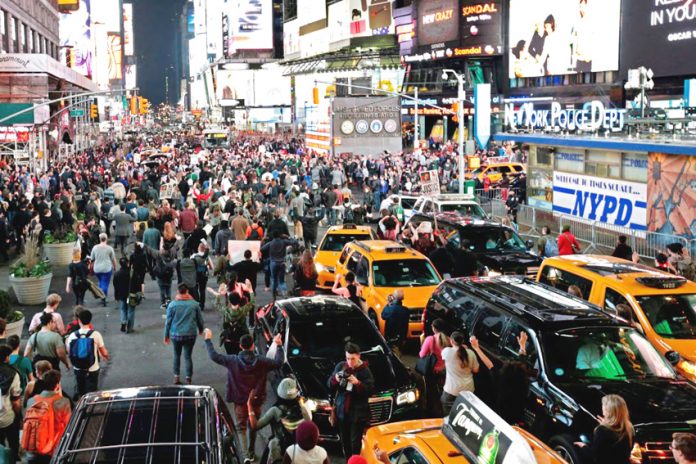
[282,420,329,464]
[164,284,204,385]
[203,329,284,464]
[328,342,375,458]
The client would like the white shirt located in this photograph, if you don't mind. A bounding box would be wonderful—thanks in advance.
[442,347,479,396]
[66,328,105,372]
[285,445,327,464]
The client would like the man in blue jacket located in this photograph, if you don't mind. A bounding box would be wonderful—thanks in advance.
[203,328,284,463]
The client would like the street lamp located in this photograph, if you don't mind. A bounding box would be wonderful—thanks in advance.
[442,69,466,194]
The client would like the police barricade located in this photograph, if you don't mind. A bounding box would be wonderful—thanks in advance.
[516,204,539,238]
[645,233,690,260]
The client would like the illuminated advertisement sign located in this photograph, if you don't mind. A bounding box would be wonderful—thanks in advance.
[107,32,122,80]
[228,0,274,51]
[622,0,696,78]
[461,0,503,55]
[59,0,92,77]
[123,3,134,57]
[417,0,460,47]
[125,64,137,90]
[508,0,620,78]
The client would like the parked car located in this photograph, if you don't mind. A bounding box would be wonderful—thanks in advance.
[52,386,242,464]
[252,295,420,441]
[409,212,542,278]
[425,276,696,464]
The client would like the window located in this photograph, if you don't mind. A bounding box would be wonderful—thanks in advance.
[603,288,634,322]
[539,266,593,300]
[346,251,361,274]
[355,257,369,285]
[422,200,433,213]
[338,248,350,265]
[502,321,537,363]
[401,198,417,210]
[622,153,648,182]
[390,447,429,464]
[585,150,621,179]
[472,308,507,349]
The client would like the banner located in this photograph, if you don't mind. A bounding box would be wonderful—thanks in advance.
[107,33,122,80]
[419,170,441,196]
[508,0,620,78]
[228,240,261,263]
[553,172,647,231]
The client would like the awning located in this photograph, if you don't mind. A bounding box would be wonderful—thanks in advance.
[0,54,99,92]
[281,52,402,76]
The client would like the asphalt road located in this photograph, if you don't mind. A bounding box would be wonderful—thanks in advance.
[4,222,420,463]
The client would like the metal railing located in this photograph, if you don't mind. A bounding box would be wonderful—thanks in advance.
[478,189,696,261]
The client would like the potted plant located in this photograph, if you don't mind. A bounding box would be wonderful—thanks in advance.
[0,290,24,338]
[43,225,78,267]
[10,232,53,306]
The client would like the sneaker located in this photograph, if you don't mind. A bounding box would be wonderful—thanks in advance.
[120,324,126,333]
[185,377,192,385]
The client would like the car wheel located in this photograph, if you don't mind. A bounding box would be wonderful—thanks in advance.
[549,435,584,464]
[368,310,379,327]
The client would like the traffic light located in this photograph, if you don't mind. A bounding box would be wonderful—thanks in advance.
[312,87,319,105]
[129,96,138,114]
[139,97,148,114]
[90,100,98,120]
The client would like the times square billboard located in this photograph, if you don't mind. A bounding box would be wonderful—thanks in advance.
[224,0,274,57]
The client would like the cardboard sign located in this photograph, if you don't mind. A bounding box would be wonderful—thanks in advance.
[419,170,441,196]
[443,392,537,464]
[159,183,177,200]
[228,240,261,263]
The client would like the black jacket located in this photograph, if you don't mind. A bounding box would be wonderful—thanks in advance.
[328,360,375,421]
[113,267,131,301]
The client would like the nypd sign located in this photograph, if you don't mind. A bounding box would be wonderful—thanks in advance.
[505,101,625,132]
[553,172,647,231]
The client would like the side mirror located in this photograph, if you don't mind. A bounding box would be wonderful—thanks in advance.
[525,239,534,250]
[665,350,681,366]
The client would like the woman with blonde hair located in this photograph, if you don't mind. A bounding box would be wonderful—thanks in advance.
[575,394,636,464]
[293,249,317,296]
[66,248,89,306]
[161,221,178,252]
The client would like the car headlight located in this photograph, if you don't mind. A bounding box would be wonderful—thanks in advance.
[678,359,696,378]
[304,398,332,412]
[396,388,419,406]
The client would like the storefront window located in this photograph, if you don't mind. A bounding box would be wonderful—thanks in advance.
[622,153,648,182]
[585,150,621,179]
[528,146,554,210]
[555,149,585,174]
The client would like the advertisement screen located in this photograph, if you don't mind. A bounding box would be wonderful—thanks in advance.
[60,0,92,77]
[508,0,620,78]
[461,0,503,55]
[123,3,134,56]
[107,32,122,80]
[622,1,696,78]
[417,0,460,47]
[216,70,253,103]
[228,0,274,51]
[125,64,137,90]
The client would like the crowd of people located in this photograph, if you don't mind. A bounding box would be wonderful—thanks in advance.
[0,130,694,464]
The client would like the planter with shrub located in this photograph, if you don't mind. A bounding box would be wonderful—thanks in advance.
[43,228,78,267]
[0,290,24,338]
[10,232,53,306]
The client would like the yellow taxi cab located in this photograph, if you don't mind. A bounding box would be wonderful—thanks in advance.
[314,224,377,290]
[334,240,442,339]
[468,162,525,184]
[537,255,696,380]
[362,392,566,464]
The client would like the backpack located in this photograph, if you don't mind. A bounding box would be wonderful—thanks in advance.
[194,255,209,282]
[68,330,96,370]
[21,395,68,456]
[248,227,261,241]
[543,237,559,257]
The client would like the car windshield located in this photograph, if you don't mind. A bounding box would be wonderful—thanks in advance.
[544,327,675,382]
[320,234,370,252]
[456,226,527,252]
[440,203,486,218]
[288,316,386,359]
[637,294,696,339]
[372,259,440,287]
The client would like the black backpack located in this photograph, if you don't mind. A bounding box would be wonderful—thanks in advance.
[248,227,261,241]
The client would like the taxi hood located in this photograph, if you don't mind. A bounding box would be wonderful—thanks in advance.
[371,286,436,309]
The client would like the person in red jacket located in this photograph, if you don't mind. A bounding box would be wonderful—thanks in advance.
[557,225,581,255]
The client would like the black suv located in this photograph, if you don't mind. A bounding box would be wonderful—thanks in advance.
[52,386,242,463]
[425,276,696,464]
[408,212,542,278]
[252,295,419,441]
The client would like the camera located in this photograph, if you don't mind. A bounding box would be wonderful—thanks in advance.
[337,370,350,389]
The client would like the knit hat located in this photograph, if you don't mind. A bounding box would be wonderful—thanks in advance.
[296,421,319,451]
[277,378,300,400]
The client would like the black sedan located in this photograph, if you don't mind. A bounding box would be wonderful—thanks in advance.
[252,295,420,441]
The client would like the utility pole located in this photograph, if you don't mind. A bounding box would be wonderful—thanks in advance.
[414,87,419,150]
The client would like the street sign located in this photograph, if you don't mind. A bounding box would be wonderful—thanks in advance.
[70,109,84,117]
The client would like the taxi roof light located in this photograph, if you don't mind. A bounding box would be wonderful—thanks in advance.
[385,246,408,253]
[635,276,687,289]
[343,223,357,229]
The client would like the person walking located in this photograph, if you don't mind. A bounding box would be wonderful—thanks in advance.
[381,290,410,355]
[231,249,262,293]
[164,284,204,385]
[65,310,109,399]
[113,257,132,333]
[0,344,22,461]
[293,249,317,296]
[231,209,250,241]
[557,225,581,256]
[440,331,479,414]
[89,233,117,306]
[672,433,696,464]
[203,330,284,464]
[66,249,89,306]
[261,231,299,297]
[332,272,363,309]
[327,342,375,458]
[574,394,635,464]
[24,313,71,371]
[612,235,633,261]
[8,335,33,394]
[113,204,135,255]
[537,226,558,258]
[282,420,330,464]
[28,294,65,336]
[418,319,450,416]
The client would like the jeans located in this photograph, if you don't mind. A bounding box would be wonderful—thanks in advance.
[327,207,337,225]
[172,337,196,378]
[338,415,368,458]
[158,278,172,305]
[72,283,86,306]
[263,259,271,289]
[441,391,457,415]
[0,414,20,460]
[233,402,261,460]
[94,271,112,299]
[115,235,128,254]
[270,261,286,296]
[74,368,100,398]
[118,300,133,328]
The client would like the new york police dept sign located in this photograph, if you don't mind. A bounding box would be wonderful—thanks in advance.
[505,101,625,132]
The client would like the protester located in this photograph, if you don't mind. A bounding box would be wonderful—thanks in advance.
[89,233,118,306]
[557,225,581,256]
[612,235,634,261]
[381,290,410,355]
[66,249,89,306]
[65,310,109,399]
[282,421,329,464]
[164,284,204,385]
[440,331,479,414]
[7,335,34,394]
